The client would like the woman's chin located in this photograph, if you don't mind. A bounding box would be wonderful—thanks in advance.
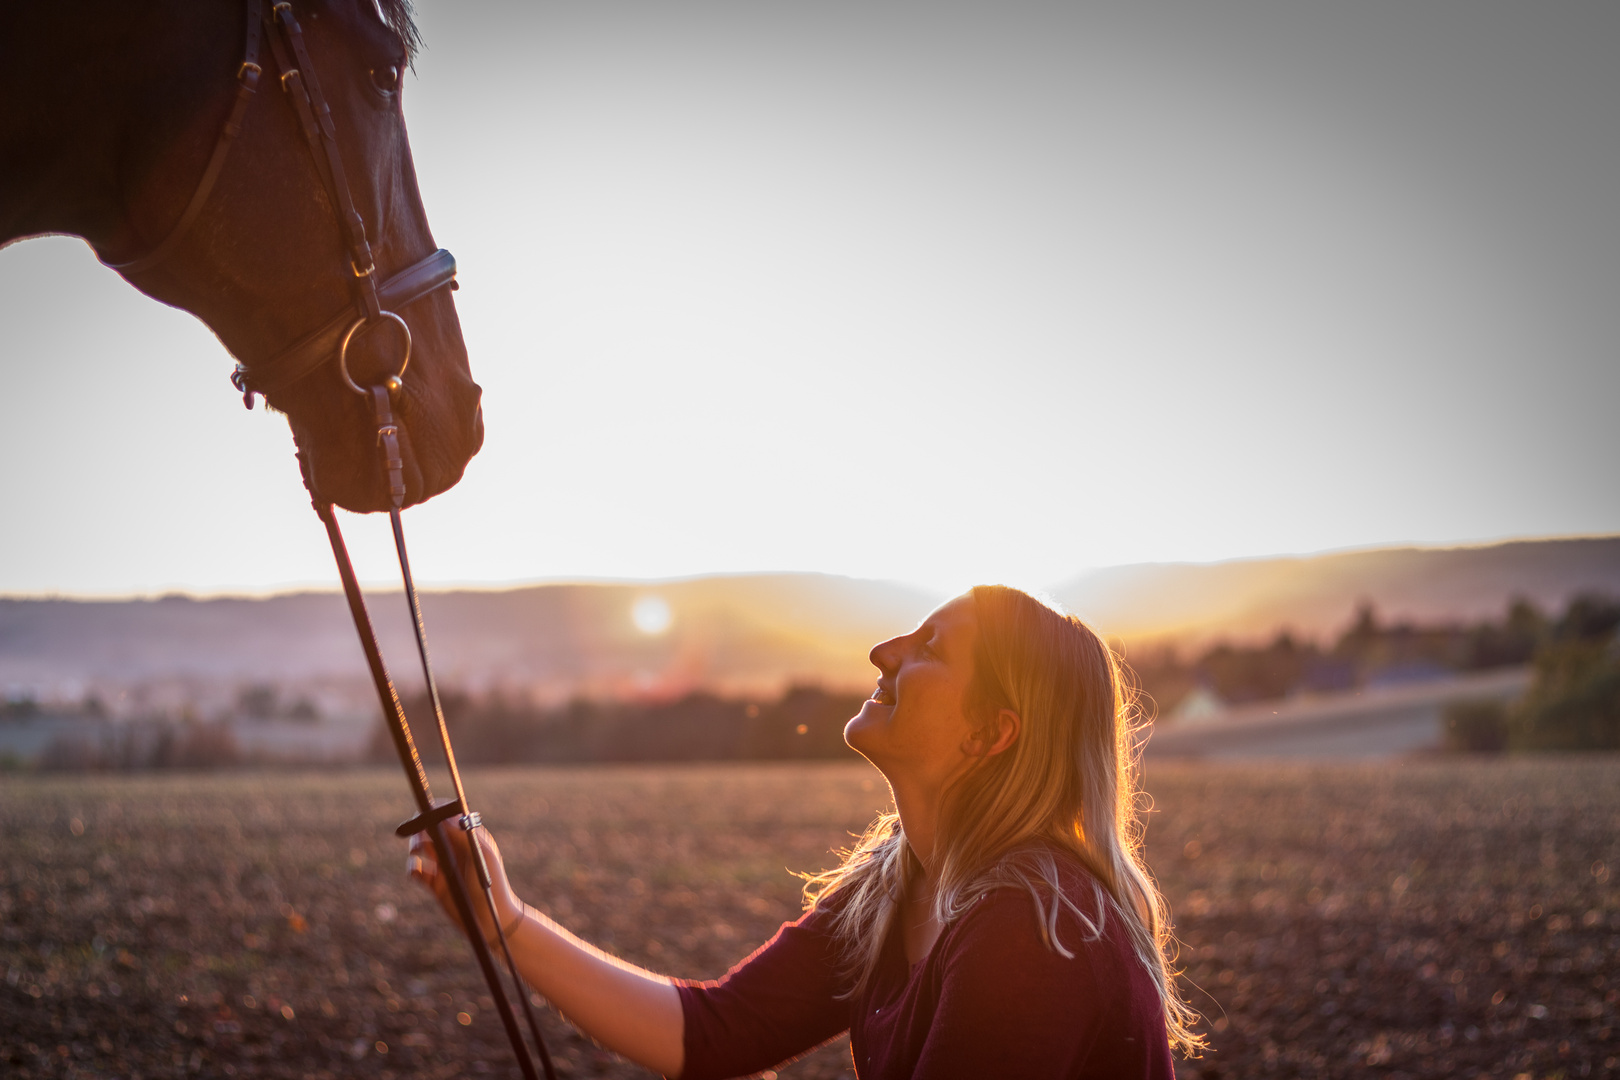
[843,700,892,758]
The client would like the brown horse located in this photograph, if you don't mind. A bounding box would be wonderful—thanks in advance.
[0,0,482,511]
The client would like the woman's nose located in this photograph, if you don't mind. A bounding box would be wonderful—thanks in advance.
[869,635,903,676]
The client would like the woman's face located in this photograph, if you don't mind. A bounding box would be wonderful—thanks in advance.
[845,593,982,792]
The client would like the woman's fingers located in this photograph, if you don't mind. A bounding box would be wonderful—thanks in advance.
[402,826,513,943]
[404,830,464,930]
[406,836,435,882]
[406,833,439,881]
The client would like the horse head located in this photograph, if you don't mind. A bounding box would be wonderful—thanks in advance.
[10,0,482,511]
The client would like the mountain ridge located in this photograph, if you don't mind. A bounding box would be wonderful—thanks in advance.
[1052,536,1620,644]
[4,538,1617,713]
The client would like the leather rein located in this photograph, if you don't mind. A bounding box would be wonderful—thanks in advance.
[98,4,555,1078]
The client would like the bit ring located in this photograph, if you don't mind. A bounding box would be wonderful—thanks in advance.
[337,310,411,396]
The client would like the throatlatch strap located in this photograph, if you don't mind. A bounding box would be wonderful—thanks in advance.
[100,0,266,272]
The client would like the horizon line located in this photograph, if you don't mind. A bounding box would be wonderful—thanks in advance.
[3,531,1613,605]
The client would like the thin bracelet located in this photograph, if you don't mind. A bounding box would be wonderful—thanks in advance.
[496,902,530,944]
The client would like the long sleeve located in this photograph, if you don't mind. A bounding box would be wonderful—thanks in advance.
[676,903,854,1080]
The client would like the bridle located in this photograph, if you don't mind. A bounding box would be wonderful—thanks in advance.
[98,4,556,1078]
[97,0,458,410]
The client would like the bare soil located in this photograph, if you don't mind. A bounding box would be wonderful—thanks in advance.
[2,758,1616,1079]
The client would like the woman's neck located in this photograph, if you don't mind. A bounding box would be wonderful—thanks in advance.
[890,778,942,872]
[896,816,945,966]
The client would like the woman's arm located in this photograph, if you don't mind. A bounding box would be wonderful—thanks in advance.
[408,827,685,1078]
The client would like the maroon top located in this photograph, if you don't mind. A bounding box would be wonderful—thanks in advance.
[676,852,1175,1080]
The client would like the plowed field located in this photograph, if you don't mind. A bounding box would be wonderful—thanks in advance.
[3,759,1617,1079]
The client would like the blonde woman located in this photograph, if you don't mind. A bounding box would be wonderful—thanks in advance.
[407,586,1199,1078]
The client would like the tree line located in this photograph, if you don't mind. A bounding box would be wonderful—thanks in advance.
[372,685,870,768]
[1443,599,1620,752]
[1130,592,1620,713]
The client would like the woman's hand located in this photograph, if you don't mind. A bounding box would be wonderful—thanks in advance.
[406,824,526,946]
[405,820,687,1077]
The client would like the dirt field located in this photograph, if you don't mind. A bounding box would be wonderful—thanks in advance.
[2,758,1616,1079]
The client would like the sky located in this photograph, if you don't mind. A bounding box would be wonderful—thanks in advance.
[2,0,1617,598]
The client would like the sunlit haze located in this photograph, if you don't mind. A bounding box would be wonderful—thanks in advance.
[3,1,1617,598]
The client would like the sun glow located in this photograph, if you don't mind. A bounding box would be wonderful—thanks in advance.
[631,595,673,635]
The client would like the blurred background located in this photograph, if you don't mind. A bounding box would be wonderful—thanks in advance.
[2,5,1619,1077]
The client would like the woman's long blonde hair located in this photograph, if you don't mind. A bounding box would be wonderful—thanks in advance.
[803,585,1203,1056]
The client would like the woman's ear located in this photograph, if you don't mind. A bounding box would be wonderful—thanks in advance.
[967,708,1020,758]
[985,708,1020,757]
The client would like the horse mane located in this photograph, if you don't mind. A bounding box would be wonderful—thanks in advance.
[374,0,423,62]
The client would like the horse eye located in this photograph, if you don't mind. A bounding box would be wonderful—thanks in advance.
[370,65,400,94]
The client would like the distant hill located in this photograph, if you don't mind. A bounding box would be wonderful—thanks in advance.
[6,537,1617,714]
[0,574,940,710]
[1053,536,1620,645]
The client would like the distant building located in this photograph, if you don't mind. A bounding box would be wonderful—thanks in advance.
[1171,686,1227,725]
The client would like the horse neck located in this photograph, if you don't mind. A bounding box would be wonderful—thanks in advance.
[0,0,238,250]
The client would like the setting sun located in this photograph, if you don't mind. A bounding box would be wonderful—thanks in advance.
[631,595,673,635]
